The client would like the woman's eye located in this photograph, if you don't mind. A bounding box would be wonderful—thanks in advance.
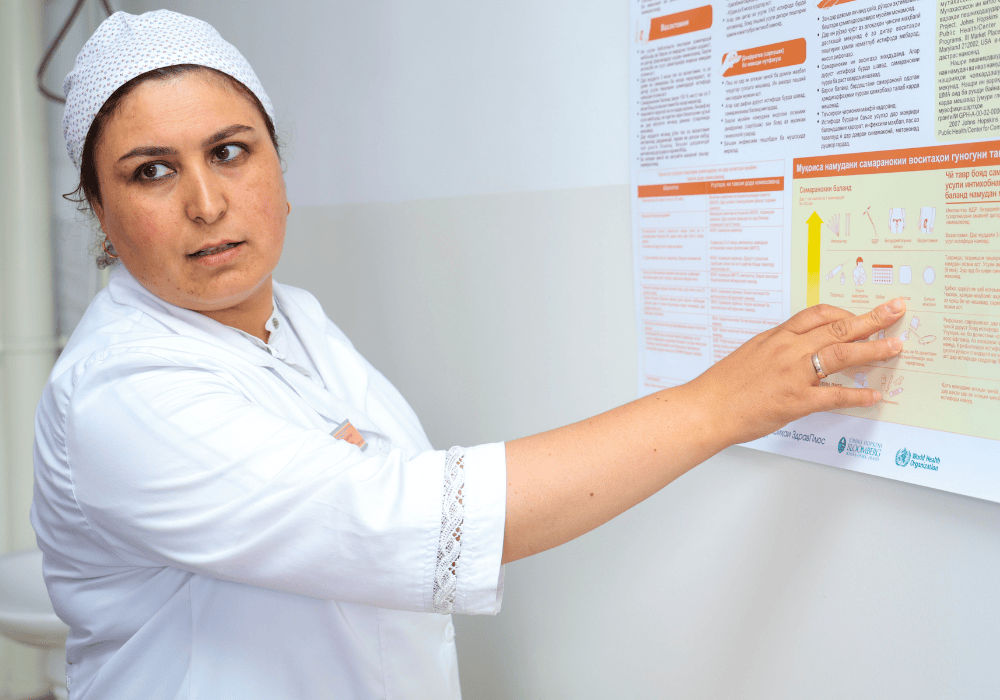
[214,144,245,163]
[138,163,172,180]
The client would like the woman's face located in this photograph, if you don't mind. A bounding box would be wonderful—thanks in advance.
[92,72,286,316]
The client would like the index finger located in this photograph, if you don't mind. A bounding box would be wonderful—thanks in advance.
[779,304,855,335]
[808,299,906,346]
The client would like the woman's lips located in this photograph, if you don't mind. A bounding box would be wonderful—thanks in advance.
[189,240,244,265]
[191,241,241,257]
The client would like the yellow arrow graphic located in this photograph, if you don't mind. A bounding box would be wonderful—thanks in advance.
[806,211,823,307]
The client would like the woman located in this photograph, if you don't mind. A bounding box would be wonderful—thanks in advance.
[32,10,905,700]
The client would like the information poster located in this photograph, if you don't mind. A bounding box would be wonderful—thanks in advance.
[630,0,1000,501]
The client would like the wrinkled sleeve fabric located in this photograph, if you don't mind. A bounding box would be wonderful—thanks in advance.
[62,349,506,615]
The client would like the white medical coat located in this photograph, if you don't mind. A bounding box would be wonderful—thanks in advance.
[31,266,506,700]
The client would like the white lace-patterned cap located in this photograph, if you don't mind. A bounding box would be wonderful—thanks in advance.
[62,9,274,169]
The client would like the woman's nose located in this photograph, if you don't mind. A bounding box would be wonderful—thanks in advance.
[183,165,227,225]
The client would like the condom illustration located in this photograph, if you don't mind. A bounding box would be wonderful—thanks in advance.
[879,373,904,399]
[901,316,936,345]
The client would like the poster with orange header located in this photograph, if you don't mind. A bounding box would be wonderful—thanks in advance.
[631,0,1000,502]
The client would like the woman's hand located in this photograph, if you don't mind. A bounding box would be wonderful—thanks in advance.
[503,300,906,564]
[688,299,906,446]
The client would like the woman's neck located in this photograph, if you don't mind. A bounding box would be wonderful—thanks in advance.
[196,277,274,342]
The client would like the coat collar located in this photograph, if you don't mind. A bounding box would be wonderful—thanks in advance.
[105,266,376,433]
[271,280,370,416]
[106,266,271,368]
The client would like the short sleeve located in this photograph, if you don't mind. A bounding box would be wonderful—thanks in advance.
[435,443,507,615]
[61,350,506,614]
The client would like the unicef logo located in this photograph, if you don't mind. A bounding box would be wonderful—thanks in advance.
[838,437,847,453]
[896,448,912,467]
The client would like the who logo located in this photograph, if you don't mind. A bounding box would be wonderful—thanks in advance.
[895,448,912,467]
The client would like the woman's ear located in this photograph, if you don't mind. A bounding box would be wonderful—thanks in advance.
[91,197,106,232]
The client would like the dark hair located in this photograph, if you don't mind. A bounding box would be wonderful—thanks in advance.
[64,64,281,214]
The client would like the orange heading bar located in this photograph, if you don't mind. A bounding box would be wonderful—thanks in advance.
[793,141,1000,178]
[638,177,784,198]
[649,5,713,41]
[722,38,807,77]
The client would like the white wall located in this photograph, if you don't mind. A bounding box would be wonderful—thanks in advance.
[1,2,64,696]
[44,0,113,342]
[46,1,1000,698]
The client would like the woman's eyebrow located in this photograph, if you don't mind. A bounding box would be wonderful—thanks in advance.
[202,124,254,147]
[116,125,255,162]
[118,145,177,162]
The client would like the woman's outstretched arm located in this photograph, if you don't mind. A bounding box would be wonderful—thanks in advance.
[502,300,906,564]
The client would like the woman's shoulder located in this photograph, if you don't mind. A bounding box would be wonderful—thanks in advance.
[37,296,245,448]
[49,274,355,396]
[55,287,175,372]
[51,284,251,391]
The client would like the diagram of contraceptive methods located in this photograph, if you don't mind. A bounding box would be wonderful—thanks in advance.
[793,147,1000,440]
[807,203,940,406]
[819,205,937,297]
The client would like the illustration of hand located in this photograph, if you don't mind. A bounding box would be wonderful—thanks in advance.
[825,213,840,237]
[636,20,647,44]
[720,52,742,75]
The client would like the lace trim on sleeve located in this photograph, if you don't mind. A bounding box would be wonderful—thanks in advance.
[433,446,466,614]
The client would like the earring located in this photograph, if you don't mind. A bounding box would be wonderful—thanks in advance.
[102,238,119,259]
[287,201,291,215]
